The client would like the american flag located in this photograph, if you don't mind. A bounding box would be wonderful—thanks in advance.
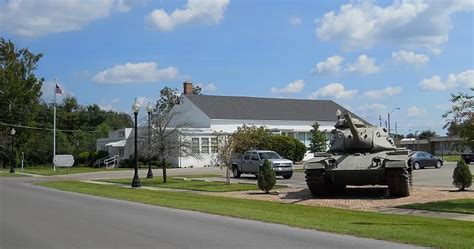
[55,84,63,95]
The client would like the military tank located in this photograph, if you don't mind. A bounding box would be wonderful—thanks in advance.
[304,110,412,197]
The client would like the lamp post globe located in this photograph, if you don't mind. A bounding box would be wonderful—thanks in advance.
[10,128,16,174]
[131,98,141,188]
[146,102,153,179]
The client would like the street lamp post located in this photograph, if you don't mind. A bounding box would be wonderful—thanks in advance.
[146,102,153,179]
[131,98,141,188]
[387,107,400,136]
[10,128,16,174]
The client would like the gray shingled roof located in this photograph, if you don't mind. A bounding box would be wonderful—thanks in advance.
[185,94,370,124]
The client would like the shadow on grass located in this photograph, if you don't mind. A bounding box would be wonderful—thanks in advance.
[247,191,279,196]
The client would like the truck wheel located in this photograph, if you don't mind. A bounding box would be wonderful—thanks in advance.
[232,166,241,178]
[283,173,293,179]
[386,168,410,197]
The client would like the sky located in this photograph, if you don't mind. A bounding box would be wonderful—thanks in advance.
[1,0,473,135]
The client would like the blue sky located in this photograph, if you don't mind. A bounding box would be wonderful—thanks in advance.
[1,0,473,135]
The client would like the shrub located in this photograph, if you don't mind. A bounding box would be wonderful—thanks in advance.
[77,152,90,164]
[453,159,472,191]
[258,159,276,193]
[268,135,306,162]
[97,150,108,159]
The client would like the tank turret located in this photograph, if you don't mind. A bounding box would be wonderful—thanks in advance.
[329,111,396,153]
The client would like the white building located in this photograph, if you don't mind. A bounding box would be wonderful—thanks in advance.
[97,82,369,167]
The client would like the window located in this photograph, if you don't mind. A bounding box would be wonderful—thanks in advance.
[201,138,209,154]
[211,137,218,153]
[251,152,259,161]
[244,153,250,160]
[259,152,280,160]
[118,148,124,156]
[192,138,200,154]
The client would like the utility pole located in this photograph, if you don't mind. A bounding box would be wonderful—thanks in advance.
[379,115,382,127]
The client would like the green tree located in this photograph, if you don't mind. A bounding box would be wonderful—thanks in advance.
[231,125,272,154]
[443,89,474,151]
[406,133,415,139]
[0,38,43,129]
[0,38,44,160]
[418,130,436,140]
[258,159,276,193]
[268,135,306,162]
[309,122,328,152]
[452,159,472,191]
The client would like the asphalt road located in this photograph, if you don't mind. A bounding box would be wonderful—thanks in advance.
[0,178,421,249]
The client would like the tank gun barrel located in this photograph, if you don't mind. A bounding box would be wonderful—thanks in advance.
[343,111,360,142]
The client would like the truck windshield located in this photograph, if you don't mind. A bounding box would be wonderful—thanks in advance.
[259,152,280,159]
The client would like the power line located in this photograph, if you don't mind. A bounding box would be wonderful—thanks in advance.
[0,122,98,133]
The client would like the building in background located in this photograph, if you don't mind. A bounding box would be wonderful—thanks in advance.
[398,136,468,155]
[96,82,369,167]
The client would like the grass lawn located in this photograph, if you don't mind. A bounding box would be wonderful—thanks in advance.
[399,199,474,215]
[0,171,30,177]
[38,181,474,249]
[437,155,462,162]
[103,175,259,192]
[21,166,129,176]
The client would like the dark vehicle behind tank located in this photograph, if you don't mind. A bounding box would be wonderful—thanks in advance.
[304,111,412,197]
[408,151,443,169]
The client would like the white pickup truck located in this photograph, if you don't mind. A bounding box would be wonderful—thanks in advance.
[231,150,294,179]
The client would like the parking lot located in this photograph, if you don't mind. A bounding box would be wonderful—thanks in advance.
[223,161,474,188]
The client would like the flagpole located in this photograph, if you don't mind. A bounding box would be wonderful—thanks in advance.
[53,79,57,172]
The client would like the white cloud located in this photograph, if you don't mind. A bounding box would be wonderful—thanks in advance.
[435,103,451,111]
[407,106,426,117]
[92,62,179,84]
[0,0,132,37]
[363,86,402,99]
[310,83,357,99]
[311,56,344,74]
[392,50,429,64]
[145,0,230,32]
[196,83,217,92]
[289,16,302,26]
[419,69,474,91]
[358,103,387,112]
[315,1,474,51]
[271,80,305,94]
[99,104,115,112]
[346,54,380,75]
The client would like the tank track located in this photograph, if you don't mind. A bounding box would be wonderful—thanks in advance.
[386,168,411,197]
[305,169,345,197]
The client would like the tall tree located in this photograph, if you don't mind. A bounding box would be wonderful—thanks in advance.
[308,122,328,152]
[443,89,474,151]
[0,38,44,159]
[418,130,436,140]
[148,87,197,183]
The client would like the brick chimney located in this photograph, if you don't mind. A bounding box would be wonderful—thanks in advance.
[183,81,193,94]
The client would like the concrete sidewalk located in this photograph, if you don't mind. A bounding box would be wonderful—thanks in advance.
[376,207,474,221]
